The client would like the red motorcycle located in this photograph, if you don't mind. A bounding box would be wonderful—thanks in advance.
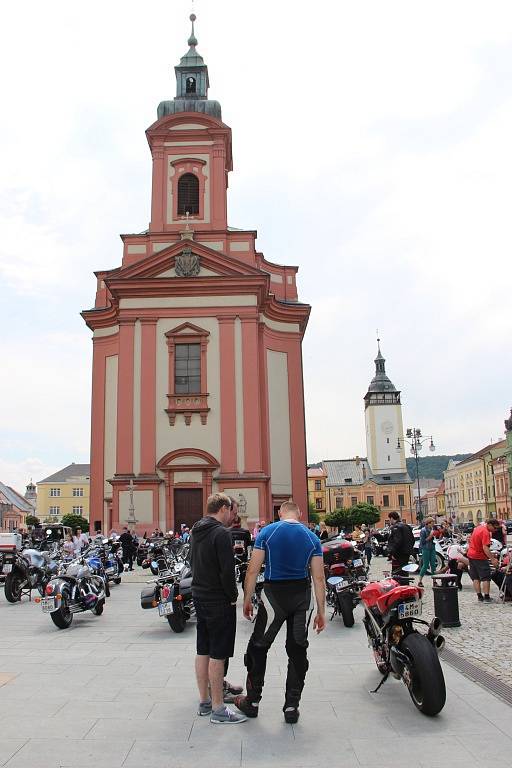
[360,564,446,716]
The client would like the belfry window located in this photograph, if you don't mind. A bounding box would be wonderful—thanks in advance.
[177,173,199,215]
[186,76,196,94]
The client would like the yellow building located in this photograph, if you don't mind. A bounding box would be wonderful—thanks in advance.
[444,440,507,524]
[322,458,413,527]
[37,463,90,524]
[307,467,327,515]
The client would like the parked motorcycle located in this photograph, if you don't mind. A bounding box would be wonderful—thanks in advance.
[141,560,194,633]
[326,550,368,628]
[36,555,106,629]
[3,547,60,603]
[360,563,446,716]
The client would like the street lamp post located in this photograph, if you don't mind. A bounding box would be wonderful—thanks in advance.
[397,428,435,524]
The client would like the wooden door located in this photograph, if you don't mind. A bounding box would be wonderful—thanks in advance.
[174,488,203,530]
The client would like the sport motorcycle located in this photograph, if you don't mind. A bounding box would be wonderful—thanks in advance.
[360,563,446,716]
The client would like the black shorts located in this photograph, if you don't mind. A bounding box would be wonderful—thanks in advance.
[194,599,236,660]
[468,558,491,582]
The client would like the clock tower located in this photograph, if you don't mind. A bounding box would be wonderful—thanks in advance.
[364,342,406,476]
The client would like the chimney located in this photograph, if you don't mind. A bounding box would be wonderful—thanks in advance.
[355,456,360,466]
[362,464,367,480]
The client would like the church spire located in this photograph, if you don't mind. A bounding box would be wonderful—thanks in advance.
[157,13,221,120]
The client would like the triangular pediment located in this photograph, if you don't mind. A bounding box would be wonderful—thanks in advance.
[117,240,262,281]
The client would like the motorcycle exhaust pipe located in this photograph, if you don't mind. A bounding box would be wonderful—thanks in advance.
[427,617,442,640]
[434,634,445,654]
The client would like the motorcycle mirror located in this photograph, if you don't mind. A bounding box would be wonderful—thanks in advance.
[402,563,419,573]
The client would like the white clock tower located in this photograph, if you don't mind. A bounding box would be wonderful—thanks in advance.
[364,342,407,476]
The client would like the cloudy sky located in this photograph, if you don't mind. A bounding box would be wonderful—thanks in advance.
[1,0,511,491]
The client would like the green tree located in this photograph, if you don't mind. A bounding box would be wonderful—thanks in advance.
[324,508,352,532]
[348,502,381,527]
[309,510,320,525]
[60,514,90,533]
[25,515,40,527]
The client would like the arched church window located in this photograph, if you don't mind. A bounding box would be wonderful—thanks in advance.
[186,76,196,94]
[178,173,199,215]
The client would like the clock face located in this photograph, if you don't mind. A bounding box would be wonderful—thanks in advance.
[382,420,394,434]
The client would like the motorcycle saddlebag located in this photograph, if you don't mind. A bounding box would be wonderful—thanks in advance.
[140,585,157,609]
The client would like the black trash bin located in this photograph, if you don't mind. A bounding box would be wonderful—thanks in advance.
[432,574,461,627]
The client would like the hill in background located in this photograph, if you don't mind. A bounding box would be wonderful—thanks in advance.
[406,454,471,481]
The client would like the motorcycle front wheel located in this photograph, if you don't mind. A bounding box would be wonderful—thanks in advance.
[93,598,105,616]
[167,604,187,633]
[400,633,446,716]
[337,592,355,627]
[4,571,24,603]
[50,596,73,629]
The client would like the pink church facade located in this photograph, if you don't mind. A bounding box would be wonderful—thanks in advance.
[82,18,310,534]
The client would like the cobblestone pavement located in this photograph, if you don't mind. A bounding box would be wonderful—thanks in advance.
[370,554,512,688]
[1,575,512,767]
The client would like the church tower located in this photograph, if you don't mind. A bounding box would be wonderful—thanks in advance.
[82,16,310,534]
[364,342,407,476]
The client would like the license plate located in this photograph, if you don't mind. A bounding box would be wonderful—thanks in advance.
[336,580,349,592]
[41,597,57,613]
[398,600,422,619]
[353,559,363,567]
[256,573,265,583]
[158,602,174,617]
[2,564,12,574]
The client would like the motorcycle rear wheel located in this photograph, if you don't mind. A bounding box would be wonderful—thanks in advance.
[50,597,73,629]
[4,571,24,603]
[338,592,355,627]
[167,604,187,633]
[400,633,446,716]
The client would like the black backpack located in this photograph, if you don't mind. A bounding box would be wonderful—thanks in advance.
[398,522,415,556]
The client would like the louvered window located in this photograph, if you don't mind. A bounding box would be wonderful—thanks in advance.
[177,173,199,215]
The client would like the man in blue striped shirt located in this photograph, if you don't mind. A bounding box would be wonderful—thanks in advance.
[234,501,326,724]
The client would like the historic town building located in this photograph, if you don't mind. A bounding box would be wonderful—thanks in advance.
[82,17,310,534]
[308,344,412,526]
[37,463,91,524]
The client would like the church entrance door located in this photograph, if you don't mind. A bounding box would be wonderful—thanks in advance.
[174,488,203,531]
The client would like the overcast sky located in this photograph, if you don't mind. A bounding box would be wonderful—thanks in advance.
[1,0,511,492]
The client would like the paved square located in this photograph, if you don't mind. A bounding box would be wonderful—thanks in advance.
[0,580,511,767]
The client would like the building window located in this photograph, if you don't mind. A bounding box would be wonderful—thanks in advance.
[351,496,357,506]
[344,478,353,483]
[335,496,343,508]
[398,494,405,507]
[72,488,84,497]
[72,506,83,515]
[383,495,390,507]
[314,480,321,491]
[386,438,390,444]
[165,322,210,426]
[366,495,374,505]
[49,488,61,497]
[315,498,322,510]
[49,506,60,516]
[186,76,196,94]
[177,173,199,215]
[175,343,201,394]
[387,455,391,461]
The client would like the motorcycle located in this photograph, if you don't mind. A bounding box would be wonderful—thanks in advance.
[141,560,194,633]
[326,549,368,627]
[360,563,446,716]
[3,546,60,603]
[35,555,106,629]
